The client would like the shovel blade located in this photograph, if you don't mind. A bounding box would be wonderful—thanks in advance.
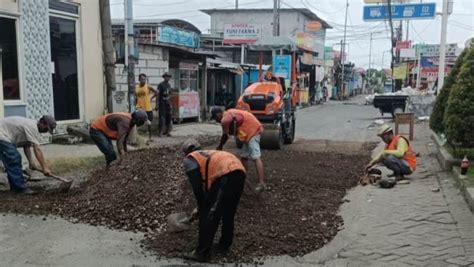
[167,212,192,233]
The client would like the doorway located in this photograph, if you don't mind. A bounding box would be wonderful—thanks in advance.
[50,16,79,121]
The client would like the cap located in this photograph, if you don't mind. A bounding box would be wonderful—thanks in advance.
[182,138,201,155]
[162,72,172,78]
[377,124,393,136]
[132,110,148,126]
[210,107,223,120]
[40,115,57,134]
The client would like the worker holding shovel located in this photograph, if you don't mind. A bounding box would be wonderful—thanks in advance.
[180,139,246,262]
[0,115,56,194]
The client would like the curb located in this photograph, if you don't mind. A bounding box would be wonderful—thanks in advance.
[452,167,474,212]
[430,131,462,170]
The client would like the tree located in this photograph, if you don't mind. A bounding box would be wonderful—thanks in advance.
[429,47,469,133]
[444,45,474,147]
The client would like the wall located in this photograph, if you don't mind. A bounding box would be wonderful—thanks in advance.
[76,0,105,122]
[114,44,169,112]
[0,0,18,13]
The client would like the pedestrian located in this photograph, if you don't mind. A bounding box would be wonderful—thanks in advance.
[181,139,246,262]
[0,115,57,194]
[156,72,173,136]
[135,73,157,141]
[366,124,417,181]
[210,107,267,192]
[89,110,148,167]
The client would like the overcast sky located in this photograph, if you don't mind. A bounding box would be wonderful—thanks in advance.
[110,0,474,69]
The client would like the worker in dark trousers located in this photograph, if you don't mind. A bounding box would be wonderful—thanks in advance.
[89,110,148,167]
[181,139,246,262]
[156,72,173,136]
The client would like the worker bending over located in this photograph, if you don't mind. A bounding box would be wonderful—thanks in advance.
[366,124,416,181]
[0,115,56,194]
[89,110,148,166]
[211,107,267,192]
[181,139,246,262]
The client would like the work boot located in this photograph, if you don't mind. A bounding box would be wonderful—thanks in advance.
[182,250,209,262]
[16,188,37,195]
[216,244,230,255]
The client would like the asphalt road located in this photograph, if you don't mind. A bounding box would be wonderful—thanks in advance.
[0,97,388,266]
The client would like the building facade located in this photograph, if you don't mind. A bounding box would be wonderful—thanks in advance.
[0,0,105,126]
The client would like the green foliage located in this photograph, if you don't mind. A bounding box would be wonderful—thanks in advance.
[430,48,469,133]
[444,45,474,147]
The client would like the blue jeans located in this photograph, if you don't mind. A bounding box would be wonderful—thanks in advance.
[89,128,117,165]
[0,140,27,191]
[383,155,412,176]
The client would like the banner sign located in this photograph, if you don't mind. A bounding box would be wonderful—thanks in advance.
[296,32,314,52]
[396,40,411,51]
[158,25,199,48]
[363,3,436,21]
[272,55,291,79]
[400,48,416,58]
[223,24,261,44]
[393,63,408,79]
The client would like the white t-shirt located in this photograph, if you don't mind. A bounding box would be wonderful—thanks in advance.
[0,117,42,146]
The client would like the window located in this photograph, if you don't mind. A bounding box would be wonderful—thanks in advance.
[0,17,20,100]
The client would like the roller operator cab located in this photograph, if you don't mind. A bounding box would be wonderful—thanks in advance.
[236,80,296,149]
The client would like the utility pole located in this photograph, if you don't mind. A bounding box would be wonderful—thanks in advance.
[438,0,451,91]
[273,0,278,36]
[387,0,395,92]
[340,0,348,99]
[235,0,238,9]
[99,0,115,113]
[368,32,373,74]
[125,0,135,112]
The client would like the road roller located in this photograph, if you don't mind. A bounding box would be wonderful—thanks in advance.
[235,76,296,149]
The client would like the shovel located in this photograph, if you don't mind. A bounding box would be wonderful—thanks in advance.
[28,167,73,193]
[167,208,198,233]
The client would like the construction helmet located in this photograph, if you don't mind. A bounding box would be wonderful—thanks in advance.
[182,138,201,155]
[377,124,393,137]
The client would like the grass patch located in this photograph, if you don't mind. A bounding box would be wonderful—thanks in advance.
[46,156,103,176]
[467,168,474,186]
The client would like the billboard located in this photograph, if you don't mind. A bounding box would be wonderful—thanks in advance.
[223,24,261,44]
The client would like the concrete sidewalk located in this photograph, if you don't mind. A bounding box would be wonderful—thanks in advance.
[273,122,474,267]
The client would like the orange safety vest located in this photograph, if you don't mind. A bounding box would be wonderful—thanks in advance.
[224,109,263,143]
[188,150,246,191]
[91,112,131,139]
[386,135,417,171]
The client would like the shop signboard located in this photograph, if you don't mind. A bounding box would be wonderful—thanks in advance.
[273,55,291,79]
[295,32,314,52]
[158,25,199,48]
[305,21,322,32]
[363,3,436,21]
[400,48,416,58]
[396,40,411,51]
[178,91,200,119]
[393,63,408,79]
[223,24,261,44]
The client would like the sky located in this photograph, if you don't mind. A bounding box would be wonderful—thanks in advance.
[110,0,474,69]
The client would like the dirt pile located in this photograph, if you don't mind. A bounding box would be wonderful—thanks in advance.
[0,141,370,263]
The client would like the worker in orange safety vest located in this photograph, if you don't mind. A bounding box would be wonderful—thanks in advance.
[89,110,148,166]
[366,124,417,181]
[210,107,267,192]
[180,138,246,262]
